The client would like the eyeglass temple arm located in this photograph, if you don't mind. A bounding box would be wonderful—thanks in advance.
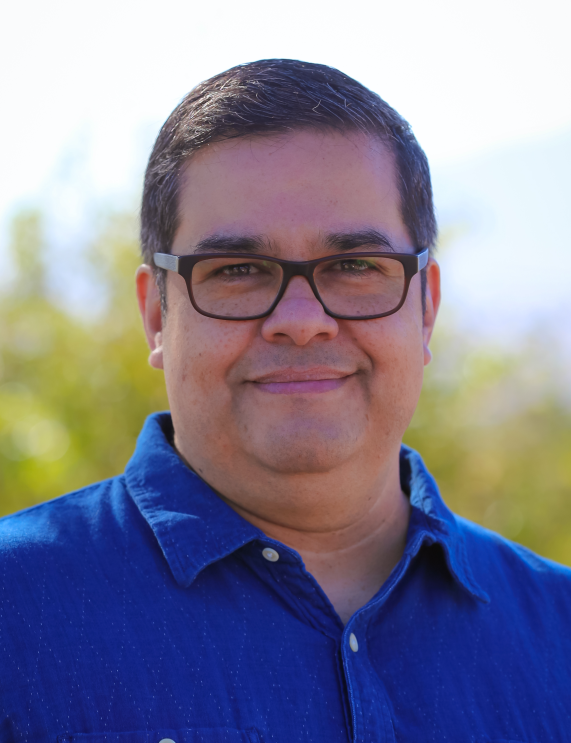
[154,253,180,272]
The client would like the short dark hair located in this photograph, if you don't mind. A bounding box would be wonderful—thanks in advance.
[141,59,437,311]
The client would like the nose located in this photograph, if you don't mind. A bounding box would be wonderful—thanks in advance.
[261,276,339,345]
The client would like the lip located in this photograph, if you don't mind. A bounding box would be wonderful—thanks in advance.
[250,368,354,395]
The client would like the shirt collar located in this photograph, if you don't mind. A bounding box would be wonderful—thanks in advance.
[400,444,489,603]
[125,412,488,602]
[125,412,262,588]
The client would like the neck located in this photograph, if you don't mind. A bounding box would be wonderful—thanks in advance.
[210,451,411,625]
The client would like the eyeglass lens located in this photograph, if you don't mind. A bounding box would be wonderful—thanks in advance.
[190,255,406,318]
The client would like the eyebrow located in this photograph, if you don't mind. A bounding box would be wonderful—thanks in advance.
[191,229,395,255]
[325,229,395,252]
[192,235,270,255]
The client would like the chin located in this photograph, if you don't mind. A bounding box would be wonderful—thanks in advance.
[247,422,363,474]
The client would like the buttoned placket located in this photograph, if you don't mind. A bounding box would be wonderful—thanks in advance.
[249,538,426,743]
[251,520,470,743]
[339,553,422,743]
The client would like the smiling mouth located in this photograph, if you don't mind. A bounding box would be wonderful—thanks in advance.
[251,369,353,395]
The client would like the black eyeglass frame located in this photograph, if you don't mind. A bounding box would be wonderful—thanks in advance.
[153,248,429,321]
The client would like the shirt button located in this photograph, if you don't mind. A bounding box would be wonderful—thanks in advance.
[262,548,280,562]
[349,633,359,652]
[159,739,176,743]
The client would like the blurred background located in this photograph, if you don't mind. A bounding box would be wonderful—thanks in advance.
[1,0,570,561]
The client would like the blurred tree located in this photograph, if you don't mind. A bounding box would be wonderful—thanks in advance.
[1,207,570,565]
[0,208,168,517]
[405,330,571,565]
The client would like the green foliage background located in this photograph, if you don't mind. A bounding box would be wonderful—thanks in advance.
[1,209,570,564]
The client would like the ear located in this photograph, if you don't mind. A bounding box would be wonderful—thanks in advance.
[422,259,441,366]
[136,265,164,370]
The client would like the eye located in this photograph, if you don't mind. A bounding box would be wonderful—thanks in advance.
[333,259,375,271]
[219,263,259,276]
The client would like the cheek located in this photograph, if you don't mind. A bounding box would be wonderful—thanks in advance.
[162,303,255,405]
[352,309,425,396]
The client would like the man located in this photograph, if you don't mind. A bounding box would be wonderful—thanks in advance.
[1,59,570,742]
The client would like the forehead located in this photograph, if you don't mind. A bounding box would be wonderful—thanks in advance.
[173,129,411,256]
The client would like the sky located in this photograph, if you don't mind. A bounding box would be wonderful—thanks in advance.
[1,0,570,341]
[433,129,571,341]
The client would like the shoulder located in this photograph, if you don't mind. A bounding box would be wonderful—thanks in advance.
[0,475,154,646]
[457,515,571,610]
[0,476,132,565]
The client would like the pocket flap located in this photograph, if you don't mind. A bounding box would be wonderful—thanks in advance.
[58,729,260,743]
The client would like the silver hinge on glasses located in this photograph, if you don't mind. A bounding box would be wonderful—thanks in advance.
[417,249,429,270]
[153,253,180,271]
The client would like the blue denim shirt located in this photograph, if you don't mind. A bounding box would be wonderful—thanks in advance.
[1,412,571,743]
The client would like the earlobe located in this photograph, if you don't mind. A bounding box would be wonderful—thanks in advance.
[423,344,433,366]
[149,332,164,369]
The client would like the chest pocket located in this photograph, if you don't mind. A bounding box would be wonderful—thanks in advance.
[58,730,260,743]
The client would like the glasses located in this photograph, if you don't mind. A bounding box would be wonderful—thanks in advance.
[153,249,429,321]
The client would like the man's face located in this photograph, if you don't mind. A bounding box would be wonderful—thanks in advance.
[140,130,439,482]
